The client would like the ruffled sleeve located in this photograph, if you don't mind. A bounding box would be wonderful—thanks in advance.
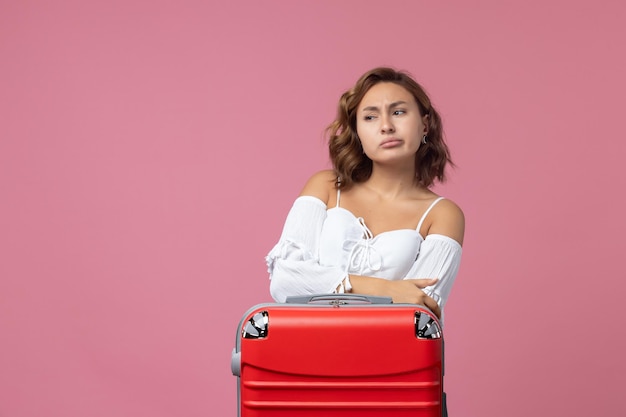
[404,234,462,322]
[266,196,347,302]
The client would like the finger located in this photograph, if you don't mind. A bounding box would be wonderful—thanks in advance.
[406,278,439,288]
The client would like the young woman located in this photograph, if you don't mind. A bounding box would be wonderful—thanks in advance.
[266,67,464,321]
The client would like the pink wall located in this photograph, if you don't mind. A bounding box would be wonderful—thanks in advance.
[1,1,625,416]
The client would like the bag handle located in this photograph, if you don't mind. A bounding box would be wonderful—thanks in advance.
[285,293,393,305]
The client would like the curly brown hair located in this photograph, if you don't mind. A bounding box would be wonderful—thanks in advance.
[327,67,453,189]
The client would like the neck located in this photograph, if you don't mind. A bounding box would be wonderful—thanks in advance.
[365,163,421,199]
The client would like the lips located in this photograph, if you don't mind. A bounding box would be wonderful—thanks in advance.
[380,137,403,148]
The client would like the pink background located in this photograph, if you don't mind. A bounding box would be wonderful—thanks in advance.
[1,1,625,416]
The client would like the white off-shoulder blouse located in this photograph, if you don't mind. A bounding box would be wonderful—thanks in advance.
[266,195,462,321]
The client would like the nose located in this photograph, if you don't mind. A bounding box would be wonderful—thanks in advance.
[380,114,395,133]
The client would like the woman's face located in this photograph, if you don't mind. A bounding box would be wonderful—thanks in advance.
[356,82,427,164]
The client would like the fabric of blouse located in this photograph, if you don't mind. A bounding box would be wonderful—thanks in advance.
[266,195,462,320]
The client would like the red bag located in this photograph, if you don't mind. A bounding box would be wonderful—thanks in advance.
[231,294,447,416]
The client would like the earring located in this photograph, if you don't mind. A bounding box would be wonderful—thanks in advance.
[421,135,428,144]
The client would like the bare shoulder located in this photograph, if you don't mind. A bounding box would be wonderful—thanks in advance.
[298,170,336,206]
[427,197,465,246]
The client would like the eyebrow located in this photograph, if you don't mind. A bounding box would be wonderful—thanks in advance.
[360,101,408,112]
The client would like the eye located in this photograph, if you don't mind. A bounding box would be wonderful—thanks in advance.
[363,114,377,121]
[393,109,406,116]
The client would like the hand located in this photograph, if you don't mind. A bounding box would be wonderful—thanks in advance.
[383,279,441,318]
[348,275,441,318]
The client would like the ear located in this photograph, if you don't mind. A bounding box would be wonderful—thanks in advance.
[422,114,430,134]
